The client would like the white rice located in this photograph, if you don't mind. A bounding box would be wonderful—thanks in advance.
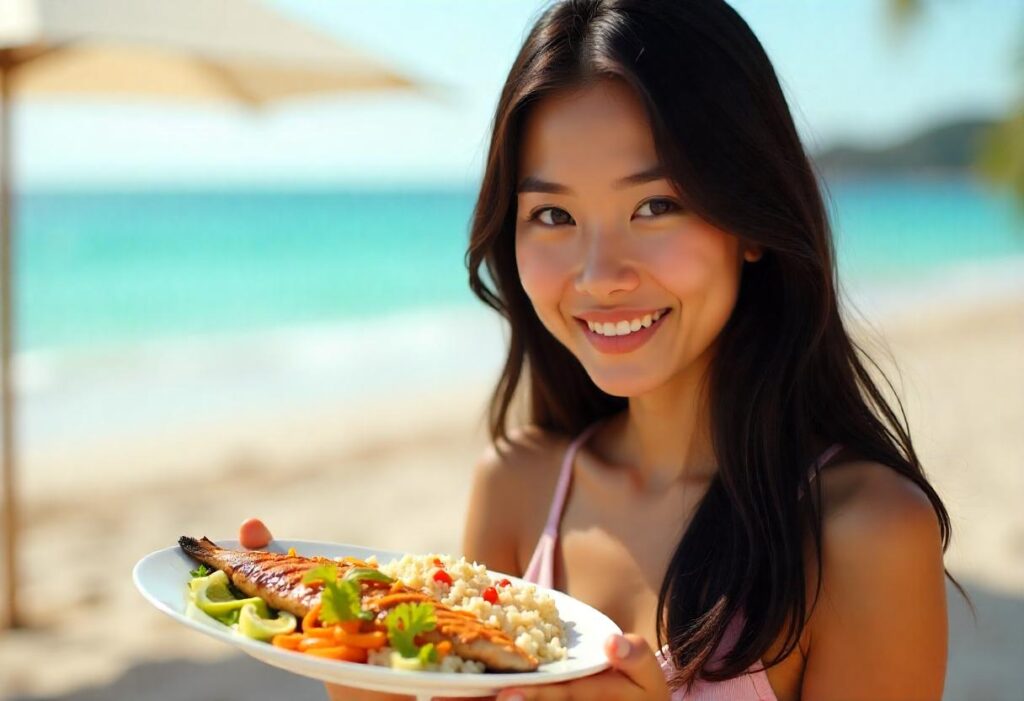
[339,553,568,673]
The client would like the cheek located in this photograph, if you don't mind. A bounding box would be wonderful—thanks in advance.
[644,226,741,301]
[515,235,571,328]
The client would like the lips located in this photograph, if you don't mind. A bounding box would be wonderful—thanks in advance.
[573,308,671,355]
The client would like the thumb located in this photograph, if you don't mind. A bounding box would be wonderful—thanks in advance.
[239,517,273,549]
[604,633,670,697]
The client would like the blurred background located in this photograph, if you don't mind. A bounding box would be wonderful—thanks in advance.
[0,0,1021,699]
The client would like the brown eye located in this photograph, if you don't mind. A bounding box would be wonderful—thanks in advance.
[635,198,681,218]
[530,207,575,227]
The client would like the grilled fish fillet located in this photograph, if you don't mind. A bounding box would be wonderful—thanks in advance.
[178,535,539,672]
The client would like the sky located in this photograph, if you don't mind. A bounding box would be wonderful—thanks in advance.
[15,0,1023,189]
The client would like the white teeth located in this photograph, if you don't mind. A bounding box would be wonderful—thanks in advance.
[585,311,667,337]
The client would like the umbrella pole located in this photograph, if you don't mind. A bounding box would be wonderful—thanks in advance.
[0,56,20,631]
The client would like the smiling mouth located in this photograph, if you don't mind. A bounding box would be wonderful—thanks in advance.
[576,308,672,337]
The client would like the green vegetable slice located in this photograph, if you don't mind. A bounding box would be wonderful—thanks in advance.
[188,570,269,620]
[238,602,297,641]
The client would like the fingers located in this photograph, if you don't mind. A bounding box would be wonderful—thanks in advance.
[239,517,273,549]
[604,633,670,698]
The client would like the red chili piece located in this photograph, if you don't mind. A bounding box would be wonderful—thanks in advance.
[433,569,453,586]
[482,586,499,604]
[497,578,512,588]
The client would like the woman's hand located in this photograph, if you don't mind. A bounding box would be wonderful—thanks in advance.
[495,634,670,701]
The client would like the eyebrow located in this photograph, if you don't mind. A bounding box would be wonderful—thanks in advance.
[516,164,668,195]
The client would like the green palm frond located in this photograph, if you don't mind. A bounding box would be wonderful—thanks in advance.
[886,0,1023,208]
[975,106,1024,205]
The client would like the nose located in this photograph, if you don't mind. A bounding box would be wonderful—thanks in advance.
[573,231,640,299]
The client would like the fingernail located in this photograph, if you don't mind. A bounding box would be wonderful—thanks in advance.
[613,635,631,659]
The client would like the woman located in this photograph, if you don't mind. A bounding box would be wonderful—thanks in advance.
[243,1,965,698]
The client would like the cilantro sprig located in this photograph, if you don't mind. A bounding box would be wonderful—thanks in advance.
[189,563,212,578]
[301,564,391,625]
[386,602,438,663]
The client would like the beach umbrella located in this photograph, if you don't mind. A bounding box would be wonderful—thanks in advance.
[0,0,438,630]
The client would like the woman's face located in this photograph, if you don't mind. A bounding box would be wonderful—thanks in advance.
[514,78,760,397]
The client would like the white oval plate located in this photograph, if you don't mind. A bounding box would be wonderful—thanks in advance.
[133,538,621,698]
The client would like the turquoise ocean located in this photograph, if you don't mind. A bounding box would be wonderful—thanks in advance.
[19,175,1023,353]
[14,176,1024,451]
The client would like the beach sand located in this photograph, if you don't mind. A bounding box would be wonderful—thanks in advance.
[1,297,1022,700]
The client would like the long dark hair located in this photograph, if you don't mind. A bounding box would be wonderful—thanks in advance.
[465,0,969,691]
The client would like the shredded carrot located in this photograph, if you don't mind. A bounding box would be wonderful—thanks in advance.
[299,636,338,652]
[287,547,297,557]
[338,620,362,634]
[333,629,387,650]
[373,592,431,609]
[305,645,368,663]
[302,626,335,639]
[271,633,304,650]
[302,604,323,632]
[436,641,453,660]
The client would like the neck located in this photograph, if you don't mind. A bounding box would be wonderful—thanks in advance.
[605,352,718,492]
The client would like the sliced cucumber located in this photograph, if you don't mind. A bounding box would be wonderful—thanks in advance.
[188,569,269,620]
[238,602,297,641]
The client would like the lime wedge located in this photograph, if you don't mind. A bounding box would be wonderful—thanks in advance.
[188,570,269,619]
[238,602,298,641]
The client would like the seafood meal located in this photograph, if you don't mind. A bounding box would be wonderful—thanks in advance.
[178,535,568,674]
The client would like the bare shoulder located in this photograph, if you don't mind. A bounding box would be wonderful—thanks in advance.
[803,459,948,699]
[461,425,570,575]
[818,459,937,528]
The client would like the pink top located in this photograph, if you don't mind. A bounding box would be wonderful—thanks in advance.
[521,420,843,701]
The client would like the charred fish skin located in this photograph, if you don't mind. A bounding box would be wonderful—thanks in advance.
[177,536,541,672]
[178,535,327,617]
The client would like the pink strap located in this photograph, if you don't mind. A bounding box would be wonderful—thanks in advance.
[522,420,604,587]
[798,443,843,500]
[809,442,843,481]
[542,421,604,536]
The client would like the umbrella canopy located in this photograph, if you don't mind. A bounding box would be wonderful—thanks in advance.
[1,0,440,104]
[0,0,436,631]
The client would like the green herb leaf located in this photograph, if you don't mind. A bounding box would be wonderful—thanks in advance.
[189,563,212,578]
[342,567,394,585]
[417,642,438,665]
[301,564,340,585]
[320,580,373,625]
[385,602,437,658]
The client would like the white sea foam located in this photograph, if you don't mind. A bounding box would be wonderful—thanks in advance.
[14,303,507,452]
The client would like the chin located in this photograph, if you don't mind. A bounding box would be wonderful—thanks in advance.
[584,366,668,398]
